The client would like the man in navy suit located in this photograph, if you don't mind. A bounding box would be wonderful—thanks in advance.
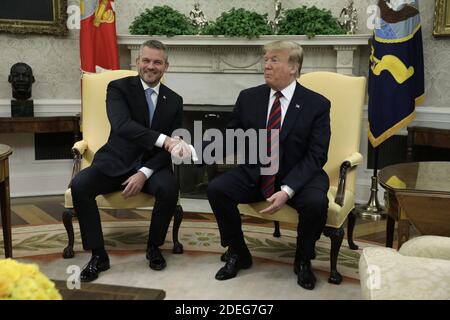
[207,41,331,290]
[71,40,183,282]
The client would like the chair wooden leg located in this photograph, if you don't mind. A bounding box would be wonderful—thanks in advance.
[323,226,344,285]
[62,209,75,259]
[347,209,359,250]
[0,180,13,258]
[172,205,184,254]
[386,216,395,248]
[273,221,281,237]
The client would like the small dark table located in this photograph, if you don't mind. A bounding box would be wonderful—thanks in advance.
[407,126,450,161]
[0,116,80,140]
[0,144,13,258]
[0,116,80,257]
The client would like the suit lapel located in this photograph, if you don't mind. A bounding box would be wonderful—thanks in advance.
[131,76,151,127]
[256,86,271,130]
[280,82,306,142]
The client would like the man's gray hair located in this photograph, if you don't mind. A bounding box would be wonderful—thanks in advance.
[263,41,303,77]
[139,39,169,63]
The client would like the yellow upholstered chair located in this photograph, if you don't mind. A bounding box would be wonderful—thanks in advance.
[238,71,366,284]
[62,70,183,258]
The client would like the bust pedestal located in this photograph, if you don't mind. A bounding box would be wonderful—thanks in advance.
[11,99,34,117]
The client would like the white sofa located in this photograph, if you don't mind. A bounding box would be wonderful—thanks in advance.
[359,236,450,300]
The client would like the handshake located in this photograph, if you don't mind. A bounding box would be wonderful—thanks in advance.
[163,136,196,162]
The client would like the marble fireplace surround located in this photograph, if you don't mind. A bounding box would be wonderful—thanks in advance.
[118,34,371,105]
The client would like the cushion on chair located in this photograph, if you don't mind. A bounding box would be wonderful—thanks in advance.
[64,188,155,210]
[399,235,450,260]
[359,246,450,300]
[237,186,355,228]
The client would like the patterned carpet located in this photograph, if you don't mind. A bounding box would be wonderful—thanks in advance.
[1,196,399,299]
[0,196,393,282]
[5,219,369,281]
[5,196,399,246]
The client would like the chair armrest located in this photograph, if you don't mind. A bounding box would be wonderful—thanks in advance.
[334,152,363,206]
[68,140,88,188]
[72,140,88,156]
[399,236,450,261]
[344,152,363,167]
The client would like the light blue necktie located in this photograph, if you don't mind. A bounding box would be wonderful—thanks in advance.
[134,87,154,170]
[145,87,155,126]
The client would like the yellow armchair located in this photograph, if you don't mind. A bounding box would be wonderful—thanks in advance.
[238,72,366,284]
[62,70,184,258]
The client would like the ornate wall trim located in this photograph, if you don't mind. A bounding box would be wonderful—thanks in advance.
[119,34,371,105]
[119,34,371,75]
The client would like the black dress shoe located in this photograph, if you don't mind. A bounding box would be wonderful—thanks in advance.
[80,255,110,282]
[296,259,316,290]
[215,252,252,281]
[146,245,166,270]
[293,251,316,274]
[220,248,230,262]
[294,261,317,282]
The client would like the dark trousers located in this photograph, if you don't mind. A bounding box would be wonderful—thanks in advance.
[207,167,328,260]
[71,165,178,251]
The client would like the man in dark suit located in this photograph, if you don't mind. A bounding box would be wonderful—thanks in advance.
[71,40,183,282]
[207,41,331,290]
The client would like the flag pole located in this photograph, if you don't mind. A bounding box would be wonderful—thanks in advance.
[356,146,386,220]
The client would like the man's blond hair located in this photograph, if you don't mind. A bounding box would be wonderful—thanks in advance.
[263,41,303,77]
[139,39,169,63]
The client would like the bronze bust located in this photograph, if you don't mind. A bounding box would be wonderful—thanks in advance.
[8,63,35,116]
[8,62,35,101]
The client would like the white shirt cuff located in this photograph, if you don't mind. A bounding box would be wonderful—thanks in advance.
[139,167,154,179]
[280,185,295,199]
[155,134,167,148]
[189,145,199,162]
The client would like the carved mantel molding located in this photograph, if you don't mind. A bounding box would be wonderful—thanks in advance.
[117,34,371,46]
[118,34,371,105]
[118,34,372,75]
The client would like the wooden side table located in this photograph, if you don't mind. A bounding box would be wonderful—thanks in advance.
[407,126,450,162]
[0,144,13,258]
[379,162,450,249]
[0,116,80,141]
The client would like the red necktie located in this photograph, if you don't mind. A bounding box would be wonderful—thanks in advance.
[260,91,282,198]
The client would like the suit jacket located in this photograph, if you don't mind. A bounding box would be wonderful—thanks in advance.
[92,76,183,177]
[228,82,331,193]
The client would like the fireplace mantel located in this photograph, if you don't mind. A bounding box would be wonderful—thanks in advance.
[118,34,371,105]
[118,34,371,46]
